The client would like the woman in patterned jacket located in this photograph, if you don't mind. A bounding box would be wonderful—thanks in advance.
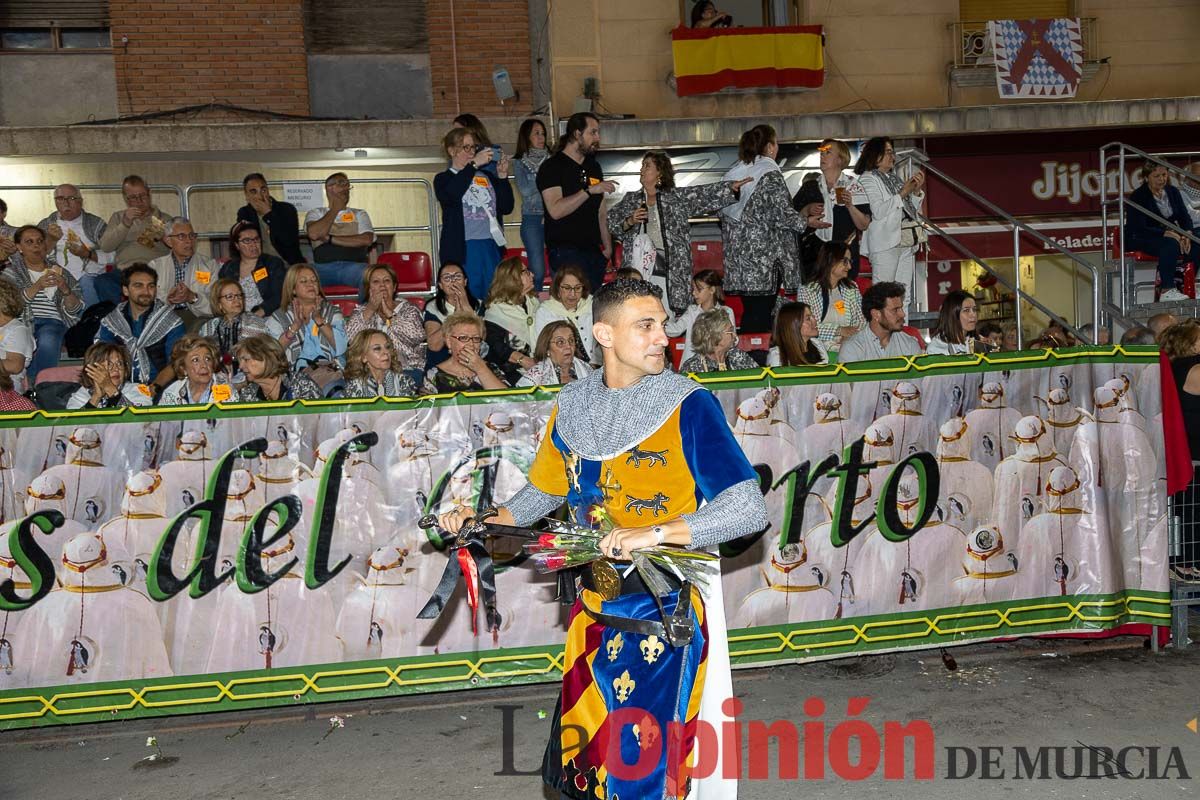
[718,125,819,333]
[607,151,745,315]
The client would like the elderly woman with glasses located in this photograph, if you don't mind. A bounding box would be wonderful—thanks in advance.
[425,311,507,393]
[423,262,482,369]
[198,277,270,375]
[66,341,153,409]
[517,319,592,387]
[533,265,594,363]
[217,220,287,317]
[233,334,320,402]
[678,308,758,374]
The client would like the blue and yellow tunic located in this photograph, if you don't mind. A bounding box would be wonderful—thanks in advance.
[526,387,757,800]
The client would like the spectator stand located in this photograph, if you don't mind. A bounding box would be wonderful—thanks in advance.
[181,175,440,272]
[1101,143,1200,313]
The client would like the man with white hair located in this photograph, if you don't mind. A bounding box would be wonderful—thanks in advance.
[37,184,110,308]
[148,217,217,330]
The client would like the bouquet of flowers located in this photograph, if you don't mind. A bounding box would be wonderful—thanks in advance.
[523,511,719,595]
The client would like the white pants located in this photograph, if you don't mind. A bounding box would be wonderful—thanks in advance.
[868,244,917,307]
[690,565,737,800]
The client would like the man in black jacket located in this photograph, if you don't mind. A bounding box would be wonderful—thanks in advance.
[236,173,303,265]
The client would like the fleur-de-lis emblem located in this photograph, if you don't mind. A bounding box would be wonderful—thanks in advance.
[632,724,641,747]
[640,635,664,664]
[613,670,636,703]
[606,632,624,662]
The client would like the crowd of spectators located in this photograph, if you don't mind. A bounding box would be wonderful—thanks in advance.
[0,112,1167,412]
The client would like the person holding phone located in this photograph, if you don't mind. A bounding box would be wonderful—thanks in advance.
[436,127,515,301]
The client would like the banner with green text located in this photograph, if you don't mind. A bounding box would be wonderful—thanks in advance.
[0,348,1170,729]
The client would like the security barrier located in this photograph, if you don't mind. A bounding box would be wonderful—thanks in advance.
[0,347,1169,729]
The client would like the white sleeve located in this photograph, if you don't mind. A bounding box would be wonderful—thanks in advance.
[303,207,326,225]
[356,209,376,238]
[5,321,33,362]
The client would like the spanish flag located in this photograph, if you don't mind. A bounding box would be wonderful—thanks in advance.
[671,24,824,97]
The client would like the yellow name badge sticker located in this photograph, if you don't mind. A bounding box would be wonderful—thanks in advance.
[311,322,320,336]
[338,211,356,224]
[473,176,490,187]
[195,271,211,285]
[136,384,153,398]
[588,177,601,186]
[211,383,232,403]
[253,268,268,282]
[834,299,846,314]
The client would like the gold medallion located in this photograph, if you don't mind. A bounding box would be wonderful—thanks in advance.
[590,560,622,601]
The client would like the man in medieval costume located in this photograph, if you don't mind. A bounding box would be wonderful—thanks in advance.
[438,278,768,800]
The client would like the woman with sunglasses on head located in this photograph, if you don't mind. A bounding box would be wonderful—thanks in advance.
[793,138,872,279]
[425,311,507,393]
[217,220,287,317]
[853,136,926,308]
[436,127,515,301]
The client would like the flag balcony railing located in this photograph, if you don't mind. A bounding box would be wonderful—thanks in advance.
[949,17,1102,87]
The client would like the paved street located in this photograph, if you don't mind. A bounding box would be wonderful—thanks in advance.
[3,627,1199,800]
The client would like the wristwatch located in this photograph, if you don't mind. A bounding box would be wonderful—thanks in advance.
[652,525,666,546]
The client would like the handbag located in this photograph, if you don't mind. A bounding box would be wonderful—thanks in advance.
[899,220,928,248]
[630,228,659,276]
[300,359,343,392]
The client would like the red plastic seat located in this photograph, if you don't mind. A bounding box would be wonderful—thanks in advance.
[36,365,82,385]
[329,296,359,318]
[668,337,686,370]
[901,325,926,350]
[691,240,724,274]
[1110,239,1159,263]
[377,251,434,293]
[854,276,873,294]
[323,284,359,298]
[724,295,744,327]
[738,331,770,352]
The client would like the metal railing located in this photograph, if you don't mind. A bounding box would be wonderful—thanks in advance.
[0,183,185,222]
[181,177,441,265]
[950,17,1099,69]
[896,149,1101,346]
[1099,143,1200,314]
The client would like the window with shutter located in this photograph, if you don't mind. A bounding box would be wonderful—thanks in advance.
[302,0,427,54]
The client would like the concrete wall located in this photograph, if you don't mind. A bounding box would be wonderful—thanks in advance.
[308,55,434,119]
[549,0,1200,120]
[0,54,118,126]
